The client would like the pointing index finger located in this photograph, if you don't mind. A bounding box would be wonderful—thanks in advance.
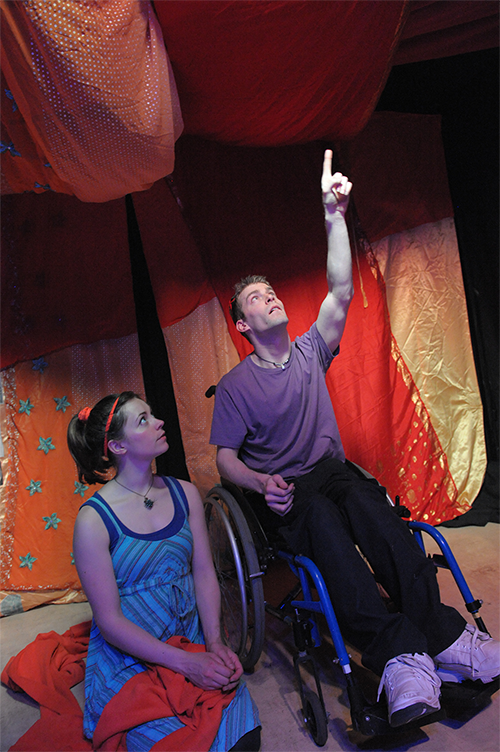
[323,149,333,179]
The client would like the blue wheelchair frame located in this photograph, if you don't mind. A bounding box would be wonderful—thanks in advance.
[204,477,496,744]
[269,518,492,739]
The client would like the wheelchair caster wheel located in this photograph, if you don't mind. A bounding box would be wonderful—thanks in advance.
[302,687,328,746]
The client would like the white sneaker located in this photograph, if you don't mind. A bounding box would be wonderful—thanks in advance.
[434,624,500,683]
[377,653,441,728]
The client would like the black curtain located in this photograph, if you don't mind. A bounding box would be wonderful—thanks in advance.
[377,47,499,524]
[125,194,190,481]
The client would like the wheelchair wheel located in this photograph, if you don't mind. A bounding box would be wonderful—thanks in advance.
[204,487,265,670]
[302,687,328,747]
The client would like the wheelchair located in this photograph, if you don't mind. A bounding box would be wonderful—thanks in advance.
[204,462,499,746]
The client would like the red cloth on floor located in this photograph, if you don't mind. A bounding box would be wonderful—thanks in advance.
[94,636,236,751]
[2,625,236,752]
[1,621,92,751]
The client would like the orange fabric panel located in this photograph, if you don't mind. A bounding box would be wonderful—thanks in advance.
[0,333,144,598]
[1,0,182,201]
[161,297,241,497]
[156,0,407,145]
[2,360,86,592]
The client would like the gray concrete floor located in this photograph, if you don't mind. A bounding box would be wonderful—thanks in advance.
[1,523,499,751]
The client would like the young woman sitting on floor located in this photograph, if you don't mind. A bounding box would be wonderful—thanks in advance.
[68,391,261,752]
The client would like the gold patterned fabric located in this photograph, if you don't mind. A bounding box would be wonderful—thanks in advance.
[372,218,486,512]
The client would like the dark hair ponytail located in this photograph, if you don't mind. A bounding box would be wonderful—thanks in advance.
[67,391,139,484]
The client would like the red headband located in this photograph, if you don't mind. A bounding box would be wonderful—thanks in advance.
[78,406,91,422]
[103,396,120,459]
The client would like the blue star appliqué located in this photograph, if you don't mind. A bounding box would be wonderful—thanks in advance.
[34,182,53,191]
[38,436,55,455]
[74,481,88,497]
[70,552,75,565]
[43,513,61,530]
[5,90,18,112]
[26,479,42,496]
[0,141,21,157]
[54,396,70,413]
[32,357,48,374]
[19,553,37,570]
[19,398,34,416]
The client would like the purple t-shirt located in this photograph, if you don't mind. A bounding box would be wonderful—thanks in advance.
[210,323,345,479]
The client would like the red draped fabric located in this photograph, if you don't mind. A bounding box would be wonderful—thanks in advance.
[0,180,214,370]
[337,111,453,244]
[0,0,494,610]
[395,0,499,65]
[2,1,497,199]
[154,1,408,145]
[0,113,480,616]
[0,193,133,369]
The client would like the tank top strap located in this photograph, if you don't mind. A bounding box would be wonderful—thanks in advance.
[81,496,121,548]
[162,476,190,518]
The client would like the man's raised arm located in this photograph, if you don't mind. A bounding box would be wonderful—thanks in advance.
[316,149,354,352]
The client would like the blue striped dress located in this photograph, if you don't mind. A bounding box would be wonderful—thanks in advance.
[81,476,259,751]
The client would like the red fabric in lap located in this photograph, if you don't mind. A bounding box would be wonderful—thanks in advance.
[94,637,236,752]
[1,626,235,752]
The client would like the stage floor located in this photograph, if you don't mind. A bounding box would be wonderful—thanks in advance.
[1,523,499,752]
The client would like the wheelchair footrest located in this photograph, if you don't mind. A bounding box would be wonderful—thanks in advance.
[440,676,499,719]
[351,701,445,737]
[350,678,499,737]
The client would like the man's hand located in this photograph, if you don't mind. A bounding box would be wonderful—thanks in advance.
[264,474,294,516]
[322,149,352,218]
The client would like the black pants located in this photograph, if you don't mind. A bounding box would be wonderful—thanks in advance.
[229,726,261,751]
[249,458,465,676]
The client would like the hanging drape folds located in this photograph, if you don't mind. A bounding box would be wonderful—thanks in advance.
[0,0,183,201]
[1,1,497,200]
[0,178,215,370]
[154,0,408,146]
[394,0,499,65]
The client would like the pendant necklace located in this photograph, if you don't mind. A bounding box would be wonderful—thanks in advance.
[114,476,155,510]
[253,351,291,370]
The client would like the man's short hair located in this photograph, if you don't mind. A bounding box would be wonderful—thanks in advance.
[229,275,270,325]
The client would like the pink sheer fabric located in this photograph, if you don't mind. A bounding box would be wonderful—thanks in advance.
[1,0,183,201]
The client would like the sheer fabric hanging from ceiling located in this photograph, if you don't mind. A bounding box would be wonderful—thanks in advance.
[1,0,183,201]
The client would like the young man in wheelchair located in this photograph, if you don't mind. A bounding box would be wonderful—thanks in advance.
[209,149,500,729]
